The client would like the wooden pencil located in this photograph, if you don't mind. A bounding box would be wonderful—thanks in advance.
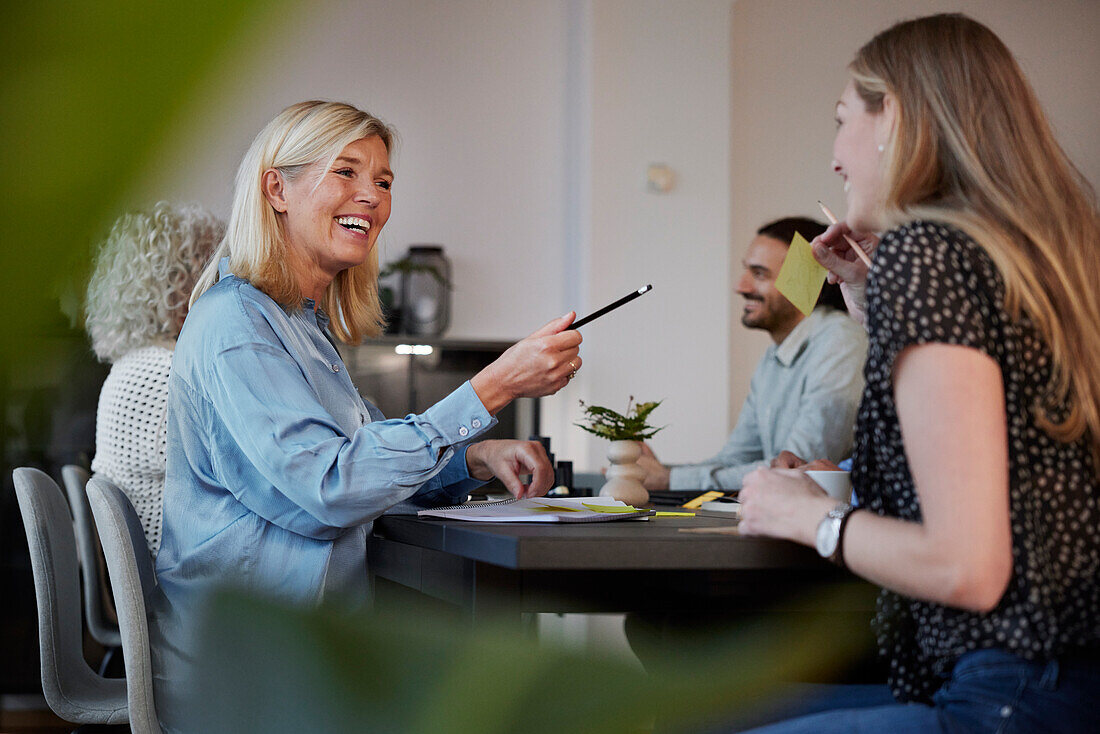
[817,201,875,269]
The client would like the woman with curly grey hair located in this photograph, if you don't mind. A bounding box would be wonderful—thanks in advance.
[85,201,224,556]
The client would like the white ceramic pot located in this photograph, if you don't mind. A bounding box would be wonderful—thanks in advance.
[599,440,650,506]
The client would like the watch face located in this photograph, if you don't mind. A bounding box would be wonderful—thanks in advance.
[816,516,840,558]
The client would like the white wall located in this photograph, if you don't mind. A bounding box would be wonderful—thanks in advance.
[130,0,575,341]
[132,0,733,472]
[729,0,1100,424]
[564,0,732,471]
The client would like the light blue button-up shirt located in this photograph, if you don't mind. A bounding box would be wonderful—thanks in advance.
[669,307,867,490]
[150,264,494,730]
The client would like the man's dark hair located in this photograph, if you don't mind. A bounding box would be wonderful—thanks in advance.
[756,217,847,312]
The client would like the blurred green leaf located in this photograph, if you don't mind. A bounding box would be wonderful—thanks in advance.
[193,582,876,733]
[0,0,274,366]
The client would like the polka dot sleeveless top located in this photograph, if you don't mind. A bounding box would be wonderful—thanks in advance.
[851,221,1100,703]
[92,345,172,556]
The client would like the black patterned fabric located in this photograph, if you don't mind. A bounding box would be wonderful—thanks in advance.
[852,220,1100,703]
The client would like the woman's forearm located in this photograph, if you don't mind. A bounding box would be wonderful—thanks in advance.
[840,510,1010,613]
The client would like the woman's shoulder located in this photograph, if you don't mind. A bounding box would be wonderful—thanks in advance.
[113,344,173,371]
[104,345,173,390]
[185,275,286,337]
[868,219,1007,346]
[880,219,987,262]
[877,219,999,285]
[189,273,272,314]
[98,346,173,416]
[177,275,295,369]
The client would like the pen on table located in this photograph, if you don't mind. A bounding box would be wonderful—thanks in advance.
[817,201,874,269]
[567,284,653,330]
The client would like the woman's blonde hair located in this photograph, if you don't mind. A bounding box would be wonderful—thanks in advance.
[851,13,1100,469]
[191,100,395,344]
[86,201,224,362]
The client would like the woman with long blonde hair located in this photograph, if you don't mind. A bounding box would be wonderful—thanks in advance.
[151,101,582,732]
[737,14,1100,732]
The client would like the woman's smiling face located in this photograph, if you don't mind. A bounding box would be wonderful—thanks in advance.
[832,80,888,232]
[269,135,393,297]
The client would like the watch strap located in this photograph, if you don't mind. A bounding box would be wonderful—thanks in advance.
[830,504,858,569]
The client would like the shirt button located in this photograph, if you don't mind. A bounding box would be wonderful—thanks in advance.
[331,364,340,373]
[458,426,469,437]
[471,419,482,429]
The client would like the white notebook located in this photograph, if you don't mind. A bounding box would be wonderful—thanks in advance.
[418,496,654,523]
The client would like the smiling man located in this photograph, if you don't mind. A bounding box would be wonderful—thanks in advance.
[638,217,868,491]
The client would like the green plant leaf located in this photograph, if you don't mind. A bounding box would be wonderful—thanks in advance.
[575,398,663,441]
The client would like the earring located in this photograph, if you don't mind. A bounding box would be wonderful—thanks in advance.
[877,144,885,152]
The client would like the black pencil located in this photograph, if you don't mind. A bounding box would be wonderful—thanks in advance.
[568,284,653,330]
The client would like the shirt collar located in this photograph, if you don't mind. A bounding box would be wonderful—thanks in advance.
[772,308,825,367]
[305,300,331,330]
[219,257,330,328]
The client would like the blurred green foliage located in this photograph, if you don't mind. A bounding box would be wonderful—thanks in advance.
[0,0,271,366]
[194,583,876,733]
[0,3,279,689]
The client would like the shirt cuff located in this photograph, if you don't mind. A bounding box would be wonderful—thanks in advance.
[438,444,481,488]
[421,380,497,445]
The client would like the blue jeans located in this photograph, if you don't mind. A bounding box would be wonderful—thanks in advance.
[738,649,1100,733]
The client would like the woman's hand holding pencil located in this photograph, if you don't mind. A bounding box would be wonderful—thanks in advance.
[810,220,879,286]
[816,201,876,270]
[809,217,880,326]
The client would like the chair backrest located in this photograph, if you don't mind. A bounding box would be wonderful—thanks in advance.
[12,467,128,725]
[86,475,162,734]
[61,464,121,648]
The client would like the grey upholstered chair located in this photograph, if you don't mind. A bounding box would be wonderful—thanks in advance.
[86,475,162,734]
[60,464,122,656]
[12,467,128,725]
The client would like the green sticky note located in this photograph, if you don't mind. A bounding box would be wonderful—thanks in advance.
[775,232,827,316]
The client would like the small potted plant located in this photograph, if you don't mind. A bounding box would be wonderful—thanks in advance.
[575,397,664,505]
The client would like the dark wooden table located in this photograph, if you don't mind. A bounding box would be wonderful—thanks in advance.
[369,514,854,619]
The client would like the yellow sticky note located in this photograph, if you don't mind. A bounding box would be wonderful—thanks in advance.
[581,503,641,513]
[775,232,827,316]
[530,502,581,513]
[682,490,725,509]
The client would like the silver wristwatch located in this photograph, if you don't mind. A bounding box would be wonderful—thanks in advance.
[815,502,855,566]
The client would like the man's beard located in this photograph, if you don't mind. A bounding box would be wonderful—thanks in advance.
[741,297,766,330]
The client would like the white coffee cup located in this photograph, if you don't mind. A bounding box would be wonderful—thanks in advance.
[805,470,852,502]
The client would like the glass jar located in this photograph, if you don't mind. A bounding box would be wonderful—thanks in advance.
[399,245,451,336]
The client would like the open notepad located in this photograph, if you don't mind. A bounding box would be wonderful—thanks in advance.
[418,496,655,523]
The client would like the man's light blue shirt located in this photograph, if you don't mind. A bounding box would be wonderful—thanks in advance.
[669,307,867,490]
[151,264,494,729]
